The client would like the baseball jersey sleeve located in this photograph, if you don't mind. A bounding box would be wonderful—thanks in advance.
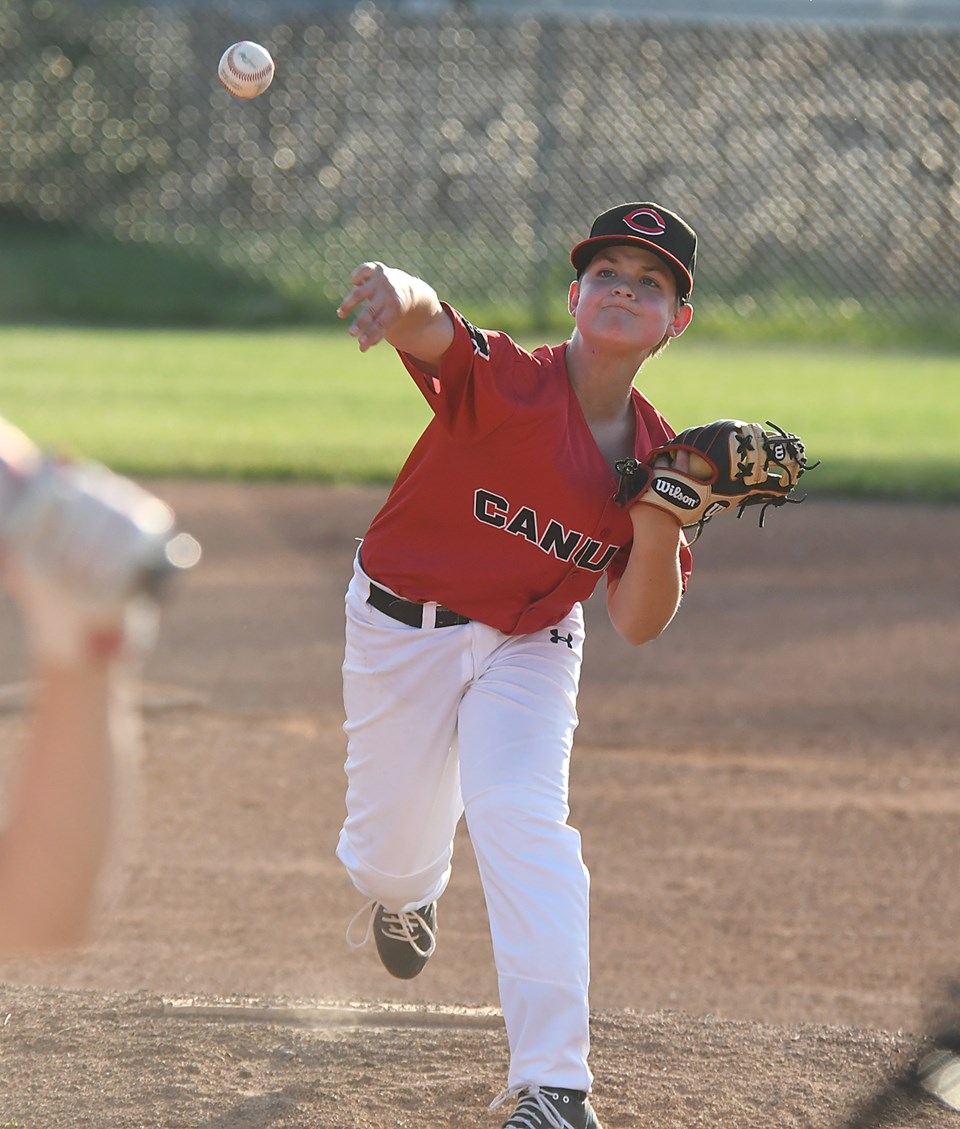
[396,304,530,438]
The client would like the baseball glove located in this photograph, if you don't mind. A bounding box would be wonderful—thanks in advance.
[0,456,201,661]
[615,419,815,540]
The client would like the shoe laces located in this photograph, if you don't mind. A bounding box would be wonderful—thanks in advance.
[489,1085,576,1129]
[345,899,378,949]
[379,905,436,957]
[344,899,437,957]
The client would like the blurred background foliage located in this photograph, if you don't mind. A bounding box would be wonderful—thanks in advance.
[0,0,957,347]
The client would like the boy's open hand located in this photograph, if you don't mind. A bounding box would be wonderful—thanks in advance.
[337,262,453,365]
[337,261,411,352]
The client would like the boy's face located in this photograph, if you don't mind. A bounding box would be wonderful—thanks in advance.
[568,245,692,353]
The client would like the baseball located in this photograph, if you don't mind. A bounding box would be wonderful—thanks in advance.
[217,41,275,99]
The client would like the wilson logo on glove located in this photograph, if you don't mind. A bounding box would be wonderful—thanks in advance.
[653,478,700,510]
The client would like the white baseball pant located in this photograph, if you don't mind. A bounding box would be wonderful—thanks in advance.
[337,552,592,1091]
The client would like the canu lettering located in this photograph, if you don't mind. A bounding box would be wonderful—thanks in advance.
[474,489,619,573]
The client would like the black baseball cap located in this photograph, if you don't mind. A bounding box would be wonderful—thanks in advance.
[570,202,697,300]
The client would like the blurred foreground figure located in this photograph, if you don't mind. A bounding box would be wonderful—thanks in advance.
[0,416,198,955]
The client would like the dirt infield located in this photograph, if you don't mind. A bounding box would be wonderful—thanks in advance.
[1,483,959,1128]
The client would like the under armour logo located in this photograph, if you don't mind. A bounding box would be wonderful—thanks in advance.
[550,629,573,649]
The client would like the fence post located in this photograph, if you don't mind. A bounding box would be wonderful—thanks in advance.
[530,17,561,330]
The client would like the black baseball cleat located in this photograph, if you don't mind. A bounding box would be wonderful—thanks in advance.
[373,902,437,980]
[491,1084,604,1129]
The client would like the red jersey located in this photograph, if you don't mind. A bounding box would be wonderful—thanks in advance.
[359,304,693,635]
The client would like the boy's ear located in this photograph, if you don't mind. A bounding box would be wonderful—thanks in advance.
[669,301,694,337]
[568,279,579,317]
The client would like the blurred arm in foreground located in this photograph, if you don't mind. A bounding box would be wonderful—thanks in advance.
[0,416,199,954]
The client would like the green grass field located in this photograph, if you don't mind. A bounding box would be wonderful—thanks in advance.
[2,325,958,500]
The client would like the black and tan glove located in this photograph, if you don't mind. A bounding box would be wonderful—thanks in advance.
[615,419,815,540]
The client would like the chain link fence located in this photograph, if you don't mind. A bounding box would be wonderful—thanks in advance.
[1,1,958,340]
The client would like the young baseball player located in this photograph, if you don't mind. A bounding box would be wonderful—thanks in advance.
[336,202,698,1129]
[0,416,196,954]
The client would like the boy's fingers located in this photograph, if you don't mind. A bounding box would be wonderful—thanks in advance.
[338,262,384,318]
[653,450,691,473]
[337,285,369,318]
[338,262,400,349]
[358,316,387,351]
[351,260,383,285]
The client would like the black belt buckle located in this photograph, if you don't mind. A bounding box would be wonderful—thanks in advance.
[367,581,469,629]
[434,606,471,628]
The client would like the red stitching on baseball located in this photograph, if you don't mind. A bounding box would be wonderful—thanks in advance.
[227,48,272,82]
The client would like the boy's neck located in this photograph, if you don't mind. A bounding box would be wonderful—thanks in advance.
[564,334,646,423]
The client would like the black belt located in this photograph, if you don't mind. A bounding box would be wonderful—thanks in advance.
[367,581,471,629]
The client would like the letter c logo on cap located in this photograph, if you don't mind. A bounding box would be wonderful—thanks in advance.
[623,208,667,237]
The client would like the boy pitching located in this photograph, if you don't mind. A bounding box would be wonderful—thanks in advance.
[336,202,698,1129]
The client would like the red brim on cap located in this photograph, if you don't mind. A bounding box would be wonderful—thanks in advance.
[570,235,694,298]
